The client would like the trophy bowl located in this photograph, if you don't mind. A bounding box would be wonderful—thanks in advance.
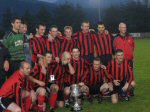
[70,84,81,97]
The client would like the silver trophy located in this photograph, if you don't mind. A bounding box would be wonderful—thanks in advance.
[70,84,82,112]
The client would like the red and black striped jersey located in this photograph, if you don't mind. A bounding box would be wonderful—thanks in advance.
[46,37,60,58]
[107,59,133,84]
[59,36,76,57]
[29,36,46,63]
[86,66,112,86]
[48,63,70,90]
[70,58,89,84]
[73,32,96,56]
[94,32,113,56]
[0,71,26,106]
[28,64,47,89]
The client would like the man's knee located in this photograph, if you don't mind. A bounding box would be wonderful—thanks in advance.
[131,81,136,87]
[37,87,46,95]
[64,87,70,95]
[111,94,118,104]
[50,84,59,93]
[100,83,109,92]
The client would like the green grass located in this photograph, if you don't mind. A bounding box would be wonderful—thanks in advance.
[54,39,150,112]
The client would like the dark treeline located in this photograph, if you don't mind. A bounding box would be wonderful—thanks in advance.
[0,0,150,38]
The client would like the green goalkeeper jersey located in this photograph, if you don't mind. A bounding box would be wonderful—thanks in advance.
[3,31,25,61]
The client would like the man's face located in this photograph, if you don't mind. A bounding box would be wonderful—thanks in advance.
[97,24,105,34]
[45,53,53,64]
[22,63,31,76]
[119,23,127,35]
[64,29,72,39]
[36,25,46,36]
[12,19,21,31]
[115,52,124,63]
[19,24,27,34]
[81,23,90,33]
[62,53,71,65]
[93,60,101,71]
[71,48,80,59]
[50,27,58,38]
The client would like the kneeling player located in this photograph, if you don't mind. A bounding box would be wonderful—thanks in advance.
[27,52,53,112]
[0,62,34,112]
[86,57,113,103]
[47,51,75,111]
[107,49,136,104]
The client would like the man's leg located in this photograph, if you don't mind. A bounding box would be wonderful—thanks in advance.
[48,84,59,110]
[36,87,46,112]
[0,97,21,112]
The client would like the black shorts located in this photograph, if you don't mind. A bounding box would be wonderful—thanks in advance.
[0,97,15,111]
[83,54,94,64]
[111,81,126,95]
[100,54,112,66]
[57,90,64,101]
[57,82,72,101]
[128,60,134,69]
[89,83,103,95]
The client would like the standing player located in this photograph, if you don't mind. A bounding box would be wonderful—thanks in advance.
[107,49,136,104]
[114,22,135,69]
[94,22,113,66]
[19,21,32,65]
[59,26,76,57]
[73,20,96,64]
[3,17,26,76]
[30,23,46,67]
[46,25,60,62]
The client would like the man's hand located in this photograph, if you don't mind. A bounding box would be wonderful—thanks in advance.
[48,34,54,42]
[41,67,46,74]
[55,57,60,63]
[100,64,106,69]
[29,33,34,39]
[122,83,129,92]
[78,82,84,86]
[108,82,113,91]
[38,81,45,87]
[4,60,9,72]
[113,80,120,86]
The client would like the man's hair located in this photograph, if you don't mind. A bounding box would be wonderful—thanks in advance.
[93,57,101,62]
[49,25,58,31]
[97,21,105,26]
[72,47,80,52]
[81,20,90,25]
[20,61,28,69]
[61,51,70,59]
[36,22,46,29]
[11,16,21,23]
[21,21,28,25]
[115,49,123,54]
[64,26,73,32]
[44,51,52,56]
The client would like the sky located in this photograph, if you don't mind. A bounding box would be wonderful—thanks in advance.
[38,0,58,3]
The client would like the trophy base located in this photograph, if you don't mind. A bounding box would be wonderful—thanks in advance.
[70,107,82,112]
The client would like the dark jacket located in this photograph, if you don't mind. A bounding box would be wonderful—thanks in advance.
[0,42,11,70]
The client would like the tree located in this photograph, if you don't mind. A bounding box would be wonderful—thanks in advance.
[36,6,51,28]
[54,2,86,33]
[22,10,36,33]
[2,8,13,31]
